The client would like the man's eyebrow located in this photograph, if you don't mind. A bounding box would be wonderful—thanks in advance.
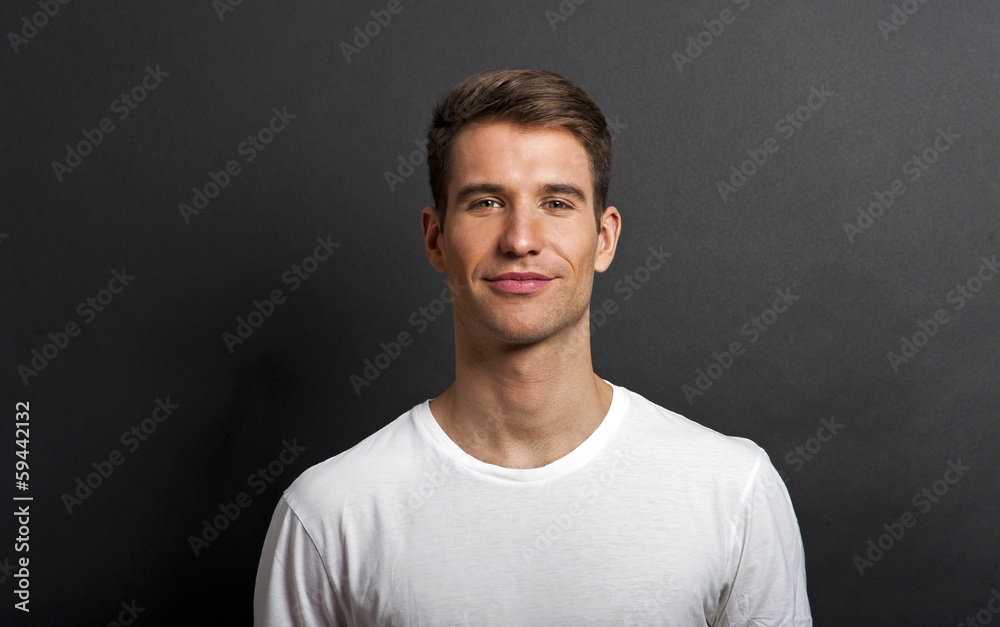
[540,183,588,203]
[454,183,506,205]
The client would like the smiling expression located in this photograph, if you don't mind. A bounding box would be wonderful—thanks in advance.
[422,121,620,346]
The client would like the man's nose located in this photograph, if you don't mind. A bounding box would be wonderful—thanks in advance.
[498,204,543,256]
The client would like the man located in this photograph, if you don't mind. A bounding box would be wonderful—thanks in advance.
[255,68,812,625]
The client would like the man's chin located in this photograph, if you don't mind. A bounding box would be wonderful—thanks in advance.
[470,314,586,348]
[488,328,552,347]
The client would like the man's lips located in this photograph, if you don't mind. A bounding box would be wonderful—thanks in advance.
[484,272,553,294]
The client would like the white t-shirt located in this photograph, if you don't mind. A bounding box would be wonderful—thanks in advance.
[254,382,812,626]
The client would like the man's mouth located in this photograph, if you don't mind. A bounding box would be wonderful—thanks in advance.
[484,272,553,295]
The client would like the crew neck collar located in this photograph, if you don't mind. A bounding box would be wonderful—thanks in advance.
[412,380,628,483]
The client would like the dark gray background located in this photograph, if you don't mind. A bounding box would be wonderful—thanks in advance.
[2,0,998,624]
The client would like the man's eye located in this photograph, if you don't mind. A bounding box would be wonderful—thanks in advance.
[546,200,570,210]
[473,199,500,208]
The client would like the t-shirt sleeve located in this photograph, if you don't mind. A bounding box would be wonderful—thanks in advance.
[714,449,813,626]
[254,495,348,627]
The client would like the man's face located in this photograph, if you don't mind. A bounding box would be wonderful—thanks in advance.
[421,121,620,346]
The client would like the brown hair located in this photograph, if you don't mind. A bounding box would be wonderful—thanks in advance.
[426,68,612,231]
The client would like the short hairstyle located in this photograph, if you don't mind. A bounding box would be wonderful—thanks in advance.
[427,68,612,231]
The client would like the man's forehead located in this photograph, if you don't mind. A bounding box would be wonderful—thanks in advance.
[448,122,592,192]
[453,121,584,151]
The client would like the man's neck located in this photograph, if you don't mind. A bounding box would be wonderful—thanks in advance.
[428,319,613,470]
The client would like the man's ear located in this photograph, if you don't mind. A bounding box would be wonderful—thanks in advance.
[594,206,621,273]
[421,206,447,273]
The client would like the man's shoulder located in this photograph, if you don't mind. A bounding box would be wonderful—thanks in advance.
[282,402,426,514]
[618,384,767,472]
